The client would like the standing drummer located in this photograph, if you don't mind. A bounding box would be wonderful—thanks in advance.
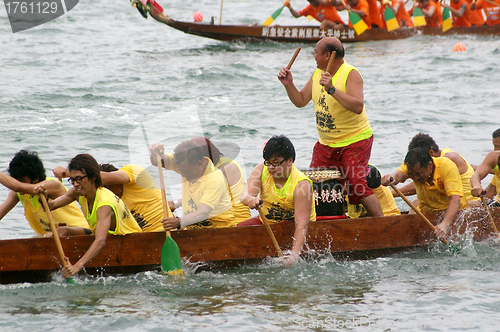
[277,37,383,218]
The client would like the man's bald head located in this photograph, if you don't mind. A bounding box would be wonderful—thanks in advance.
[317,37,345,59]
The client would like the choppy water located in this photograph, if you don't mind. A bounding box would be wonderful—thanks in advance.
[1,0,500,330]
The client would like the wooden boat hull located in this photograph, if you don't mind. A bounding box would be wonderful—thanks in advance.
[150,15,500,43]
[1,207,499,283]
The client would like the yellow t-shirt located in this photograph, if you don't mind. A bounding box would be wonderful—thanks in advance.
[398,157,468,213]
[17,178,89,236]
[120,164,170,232]
[311,61,372,147]
[215,156,251,224]
[260,165,316,223]
[165,155,235,229]
[439,148,479,202]
[79,187,142,235]
[347,185,400,218]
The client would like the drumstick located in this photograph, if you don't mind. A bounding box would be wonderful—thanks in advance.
[286,47,301,70]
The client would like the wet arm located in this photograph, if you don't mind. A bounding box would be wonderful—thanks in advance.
[470,151,498,196]
[290,180,312,258]
[0,191,20,221]
[434,195,461,238]
[61,206,112,277]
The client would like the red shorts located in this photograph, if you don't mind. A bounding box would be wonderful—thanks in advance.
[310,136,374,205]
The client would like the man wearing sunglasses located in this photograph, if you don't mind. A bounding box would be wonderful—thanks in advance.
[278,37,383,218]
[240,135,316,266]
[52,163,168,232]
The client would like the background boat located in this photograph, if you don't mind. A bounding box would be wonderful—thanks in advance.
[138,0,500,43]
[147,14,500,43]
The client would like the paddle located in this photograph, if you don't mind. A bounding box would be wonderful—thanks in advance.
[39,194,75,284]
[390,184,451,245]
[481,196,499,238]
[412,6,427,26]
[341,0,368,35]
[286,47,301,70]
[442,3,452,32]
[262,6,285,26]
[257,206,284,257]
[220,0,223,25]
[482,0,500,7]
[384,3,400,31]
[156,155,183,275]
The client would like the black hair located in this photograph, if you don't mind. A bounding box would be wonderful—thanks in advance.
[68,154,102,188]
[408,133,439,152]
[404,148,433,169]
[324,41,345,59]
[8,150,46,182]
[263,135,296,162]
[99,163,119,172]
[493,128,500,139]
[174,140,205,165]
[191,137,223,165]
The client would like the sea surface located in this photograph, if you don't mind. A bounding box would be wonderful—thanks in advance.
[1,0,500,330]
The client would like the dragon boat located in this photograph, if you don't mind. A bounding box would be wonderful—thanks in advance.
[1,206,499,284]
[131,0,500,43]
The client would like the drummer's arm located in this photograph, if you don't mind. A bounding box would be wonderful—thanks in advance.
[280,73,313,108]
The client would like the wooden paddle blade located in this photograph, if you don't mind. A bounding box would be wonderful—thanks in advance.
[161,235,183,275]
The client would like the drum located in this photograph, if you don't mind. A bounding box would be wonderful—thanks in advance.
[300,168,345,217]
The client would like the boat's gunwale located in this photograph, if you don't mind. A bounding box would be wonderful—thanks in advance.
[0,207,498,283]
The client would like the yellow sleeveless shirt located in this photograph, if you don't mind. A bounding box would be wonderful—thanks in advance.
[78,187,142,235]
[17,177,88,236]
[216,156,251,224]
[260,165,316,223]
[312,61,372,147]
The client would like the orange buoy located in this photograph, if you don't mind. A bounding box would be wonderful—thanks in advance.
[453,43,466,52]
[193,11,203,22]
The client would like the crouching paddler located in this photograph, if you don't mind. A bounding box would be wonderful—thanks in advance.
[240,135,316,266]
[35,154,142,278]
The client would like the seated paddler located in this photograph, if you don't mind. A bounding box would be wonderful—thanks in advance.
[179,137,251,224]
[0,150,88,237]
[381,148,468,240]
[239,135,316,265]
[52,163,169,232]
[34,153,142,278]
[150,139,235,230]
